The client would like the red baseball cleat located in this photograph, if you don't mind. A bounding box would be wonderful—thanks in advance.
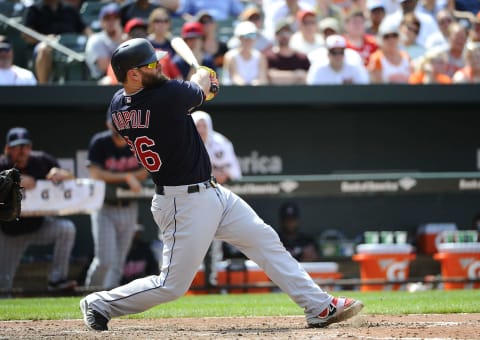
[307,297,364,328]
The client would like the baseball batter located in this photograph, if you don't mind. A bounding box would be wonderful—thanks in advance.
[80,38,363,331]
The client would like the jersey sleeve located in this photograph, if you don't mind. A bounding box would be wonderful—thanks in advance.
[42,152,60,170]
[169,80,205,115]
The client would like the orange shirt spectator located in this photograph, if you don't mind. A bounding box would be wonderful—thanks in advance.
[408,47,452,84]
[367,21,411,83]
[408,71,452,83]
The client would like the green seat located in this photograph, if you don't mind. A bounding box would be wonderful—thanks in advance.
[52,33,89,83]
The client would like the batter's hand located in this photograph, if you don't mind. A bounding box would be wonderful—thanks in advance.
[199,66,220,101]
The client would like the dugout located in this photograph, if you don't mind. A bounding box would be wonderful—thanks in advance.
[1,84,479,285]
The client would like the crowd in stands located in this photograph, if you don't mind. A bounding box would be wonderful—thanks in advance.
[0,0,479,84]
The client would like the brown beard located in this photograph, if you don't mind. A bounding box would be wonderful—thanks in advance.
[140,70,169,88]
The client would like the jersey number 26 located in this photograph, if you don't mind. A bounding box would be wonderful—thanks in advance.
[124,135,162,172]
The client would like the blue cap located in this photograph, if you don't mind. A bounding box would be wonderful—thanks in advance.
[99,3,120,21]
[6,127,32,147]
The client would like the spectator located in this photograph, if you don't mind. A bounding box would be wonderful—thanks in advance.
[124,17,149,39]
[343,10,379,66]
[313,0,344,24]
[399,12,425,62]
[264,0,315,39]
[308,37,365,69]
[307,34,369,84]
[368,20,412,83]
[84,115,149,290]
[22,0,92,84]
[365,0,387,35]
[0,127,76,292]
[194,11,228,69]
[442,21,468,77]
[120,0,161,27]
[265,20,311,84]
[0,36,37,85]
[416,0,448,19]
[147,7,175,57]
[191,110,242,184]
[408,46,452,83]
[453,42,480,83]
[120,224,160,285]
[425,9,455,48]
[276,202,319,262]
[382,0,440,47]
[172,21,215,80]
[223,21,268,85]
[468,12,480,43]
[176,0,244,21]
[318,17,341,39]
[85,3,123,81]
[346,0,368,15]
[228,6,273,53]
[290,10,325,55]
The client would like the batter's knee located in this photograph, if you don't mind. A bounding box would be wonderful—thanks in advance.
[164,285,189,301]
[150,275,191,301]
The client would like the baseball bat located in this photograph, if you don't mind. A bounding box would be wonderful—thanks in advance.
[171,37,219,95]
[171,36,201,70]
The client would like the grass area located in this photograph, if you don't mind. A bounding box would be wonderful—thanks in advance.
[0,290,479,321]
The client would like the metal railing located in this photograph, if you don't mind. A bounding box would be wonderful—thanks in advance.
[0,12,85,63]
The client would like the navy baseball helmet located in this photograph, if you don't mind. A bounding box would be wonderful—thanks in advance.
[111,38,167,82]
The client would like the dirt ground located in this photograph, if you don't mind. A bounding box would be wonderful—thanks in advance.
[0,314,479,339]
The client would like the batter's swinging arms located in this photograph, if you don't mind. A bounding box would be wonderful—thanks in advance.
[80,38,363,331]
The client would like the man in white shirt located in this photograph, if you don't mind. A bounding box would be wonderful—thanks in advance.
[382,0,440,47]
[85,3,124,80]
[307,35,369,84]
[0,37,37,85]
[191,110,242,184]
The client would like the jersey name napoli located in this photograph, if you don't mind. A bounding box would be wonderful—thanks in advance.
[109,80,212,186]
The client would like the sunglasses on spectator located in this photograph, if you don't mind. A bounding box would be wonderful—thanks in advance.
[0,47,11,52]
[103,14,119,20]
[439,18,452,25]
[241,32,257,39]
[200,18,214,24]
[407,25,419,34]
[134,61,158,70]
[153,18,170,23]
[329,48,344,56]
[303,19,317,25]
[249,14,261,21]
[383,33,399,39]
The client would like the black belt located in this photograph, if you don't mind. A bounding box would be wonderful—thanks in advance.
[155,177,217,195]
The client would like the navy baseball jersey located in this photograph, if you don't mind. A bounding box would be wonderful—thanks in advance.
[109,80,211,186]
[88,130,141,173]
